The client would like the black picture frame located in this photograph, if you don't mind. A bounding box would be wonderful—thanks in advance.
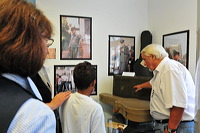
[162,30,189,68]
[54,65,97,95]
[60,15,92,60]
[108,35,135,76]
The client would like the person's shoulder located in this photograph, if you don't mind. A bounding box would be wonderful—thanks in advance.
[88,98,103,109]
[164,58,187,72]
[22,98,54,116]
[91,101,104,116]
[66,92,78,101]
[9,98,56,132]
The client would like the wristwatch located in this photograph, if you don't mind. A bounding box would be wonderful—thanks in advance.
[167,127,177,133]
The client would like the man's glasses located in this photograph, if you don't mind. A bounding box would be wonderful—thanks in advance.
[140,60,147,67]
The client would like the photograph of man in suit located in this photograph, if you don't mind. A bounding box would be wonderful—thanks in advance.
[67,27,82,58]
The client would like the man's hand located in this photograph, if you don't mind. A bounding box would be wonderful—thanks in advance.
[133,85,143,92]
[133,81,151,92]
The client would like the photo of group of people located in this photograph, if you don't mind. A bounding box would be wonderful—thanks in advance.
[54,65,97,95]
[108,35,135,75]
[55,66,74,94]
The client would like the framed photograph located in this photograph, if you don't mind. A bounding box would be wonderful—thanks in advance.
[163,30,189,68]
[54,65,97,95]
[108,35,135,76]
[60,15,92,60]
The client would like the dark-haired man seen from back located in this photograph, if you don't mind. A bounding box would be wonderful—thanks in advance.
[59,61,106,133]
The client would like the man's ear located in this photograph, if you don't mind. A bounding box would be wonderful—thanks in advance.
[151,54,156,60]
[90,80,96,87]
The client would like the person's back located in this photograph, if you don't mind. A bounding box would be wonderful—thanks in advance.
[60,92,105,133]
[59,61,106,133]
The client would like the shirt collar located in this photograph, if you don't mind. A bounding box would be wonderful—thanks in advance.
[2,73,28,89]
[1,73,42,100]
[154,57,169,73]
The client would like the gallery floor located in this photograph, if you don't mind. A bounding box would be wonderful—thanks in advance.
[102,102,199,133]
[106,113,155,133]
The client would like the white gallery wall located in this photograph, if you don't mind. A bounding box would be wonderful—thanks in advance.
[36,0,149,99]
[148,0,198,78]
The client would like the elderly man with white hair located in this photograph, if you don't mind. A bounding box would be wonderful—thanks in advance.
[134,44,195,133]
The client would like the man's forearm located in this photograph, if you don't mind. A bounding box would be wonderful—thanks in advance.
[168,106,184,130]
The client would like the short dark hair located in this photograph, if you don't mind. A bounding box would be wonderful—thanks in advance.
[71,27,76,31]
[120,39,124,44]
[0,0,53,77]
[173,50,180,56]
[73,61,96,90]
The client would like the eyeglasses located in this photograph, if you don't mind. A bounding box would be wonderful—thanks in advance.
[41,34,54,47]
[140,55,154,67]
[140,60,147,67]
[46,38,54,47]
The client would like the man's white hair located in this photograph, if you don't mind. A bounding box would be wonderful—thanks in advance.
[141,44,168,59]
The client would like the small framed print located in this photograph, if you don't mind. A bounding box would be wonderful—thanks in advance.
[46,48,56,59]
[60,15,92,60]
[54,65,97,95]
